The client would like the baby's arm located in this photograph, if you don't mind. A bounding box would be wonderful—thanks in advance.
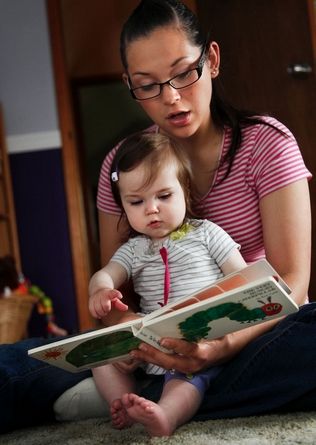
[88,261,129,319]
[221,248,247,275]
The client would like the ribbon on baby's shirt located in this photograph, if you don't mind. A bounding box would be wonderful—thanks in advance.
[159,246,170,307]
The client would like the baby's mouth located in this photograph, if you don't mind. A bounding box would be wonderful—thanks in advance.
[148,221,161,228]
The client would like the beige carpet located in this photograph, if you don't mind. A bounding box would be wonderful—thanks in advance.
[1,412,316,444]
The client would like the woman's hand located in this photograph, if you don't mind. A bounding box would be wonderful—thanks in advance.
[130,336,233,374]
[113,358,143,374]
[129,320,280,374]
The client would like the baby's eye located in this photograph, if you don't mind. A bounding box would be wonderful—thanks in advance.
[130,200,143,206]
[159,193,172,200]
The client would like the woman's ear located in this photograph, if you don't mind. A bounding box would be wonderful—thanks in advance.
[122,73,129,85]
[208,41,220,78]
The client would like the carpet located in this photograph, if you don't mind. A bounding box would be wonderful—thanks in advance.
[1,412,316,445]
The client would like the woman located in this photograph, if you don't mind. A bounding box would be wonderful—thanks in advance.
[95,0,311,370]
[0,0,315,433]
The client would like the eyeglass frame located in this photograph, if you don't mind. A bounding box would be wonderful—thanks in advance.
[127,42,208,101]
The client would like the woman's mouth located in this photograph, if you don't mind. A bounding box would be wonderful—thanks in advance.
[167,111,191,126]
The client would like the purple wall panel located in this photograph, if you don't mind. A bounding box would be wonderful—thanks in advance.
[9,148,79,336]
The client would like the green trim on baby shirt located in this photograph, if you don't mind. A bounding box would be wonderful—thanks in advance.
[170,222,194,241]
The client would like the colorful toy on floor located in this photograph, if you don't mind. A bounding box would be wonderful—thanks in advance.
[0,255,67,337]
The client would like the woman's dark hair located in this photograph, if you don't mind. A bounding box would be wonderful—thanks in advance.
[120,0,285,178]
[120,0,205,69]
[111,131,195,235]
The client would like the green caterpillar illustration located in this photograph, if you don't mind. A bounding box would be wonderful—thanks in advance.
[179,298,282,342]
[64,298,283,367]
[66,331,141,367]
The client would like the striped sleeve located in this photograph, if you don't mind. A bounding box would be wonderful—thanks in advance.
[110,240,135,280]
[248,118,312,199]
[203,220,240,266]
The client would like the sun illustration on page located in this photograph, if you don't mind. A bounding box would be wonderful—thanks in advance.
[42,346,66,361]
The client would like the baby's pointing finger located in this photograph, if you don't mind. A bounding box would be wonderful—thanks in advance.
[108,289,122,300]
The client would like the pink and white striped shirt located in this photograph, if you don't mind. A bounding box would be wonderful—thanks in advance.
[97,117,311,263]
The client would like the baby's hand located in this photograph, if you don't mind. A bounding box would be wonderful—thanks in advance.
[89,289,128,319]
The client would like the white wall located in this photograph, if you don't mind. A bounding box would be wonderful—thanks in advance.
[0,0,60,153]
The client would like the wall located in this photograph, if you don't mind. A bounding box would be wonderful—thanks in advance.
[60,0,197,78]
[0,0,78,334]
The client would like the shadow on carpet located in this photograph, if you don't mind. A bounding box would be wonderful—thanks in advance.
[1,412,316,445]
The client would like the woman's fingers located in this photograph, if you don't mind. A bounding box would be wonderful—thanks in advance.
[129,336,231,374]
[130,343,180,370]
[113,358,142,373]
[130,340,206,374]
[160,337,199,355]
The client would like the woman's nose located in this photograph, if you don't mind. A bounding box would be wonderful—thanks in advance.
[161,84,181,104]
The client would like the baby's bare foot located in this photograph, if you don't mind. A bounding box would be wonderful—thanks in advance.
[121,393,173,437]
[110,398,133,429]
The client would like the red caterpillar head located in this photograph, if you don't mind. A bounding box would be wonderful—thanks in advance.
[258,297,282,316]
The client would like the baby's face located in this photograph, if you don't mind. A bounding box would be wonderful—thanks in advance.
[119,160,186,241]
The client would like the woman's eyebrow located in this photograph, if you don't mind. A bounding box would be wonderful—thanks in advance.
[171,55,190,67]
[131,56,190,77]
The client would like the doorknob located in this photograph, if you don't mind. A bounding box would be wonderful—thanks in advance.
[287,63,313,77]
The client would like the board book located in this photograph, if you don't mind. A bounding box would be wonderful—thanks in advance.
[28,259,298,372]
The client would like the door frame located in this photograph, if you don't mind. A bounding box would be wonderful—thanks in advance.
[46,0,93,331]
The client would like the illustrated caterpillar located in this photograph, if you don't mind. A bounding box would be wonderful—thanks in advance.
[178,297,282,342]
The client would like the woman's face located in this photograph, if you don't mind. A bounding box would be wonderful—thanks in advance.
[124,26,220,141]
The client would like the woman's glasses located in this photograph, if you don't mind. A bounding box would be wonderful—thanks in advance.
[127,44,207,101]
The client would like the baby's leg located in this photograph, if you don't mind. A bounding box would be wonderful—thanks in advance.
[122,378,202,437]
[92,364,135,429]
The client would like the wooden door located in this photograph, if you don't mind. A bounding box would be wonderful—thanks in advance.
[46,0,197,330]
[0,105,21,272]
[197,0,316,299]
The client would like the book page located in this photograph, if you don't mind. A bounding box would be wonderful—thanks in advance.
[28,318,142,372]
[28,260,292,372]
[142,277,297,344]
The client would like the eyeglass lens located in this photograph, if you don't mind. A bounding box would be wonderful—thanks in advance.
[130,44,206,100]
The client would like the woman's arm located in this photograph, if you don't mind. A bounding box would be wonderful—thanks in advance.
[130,179,312,372]
[260,178,311,305]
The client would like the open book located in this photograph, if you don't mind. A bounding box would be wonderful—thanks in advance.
[28,259,298,372]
